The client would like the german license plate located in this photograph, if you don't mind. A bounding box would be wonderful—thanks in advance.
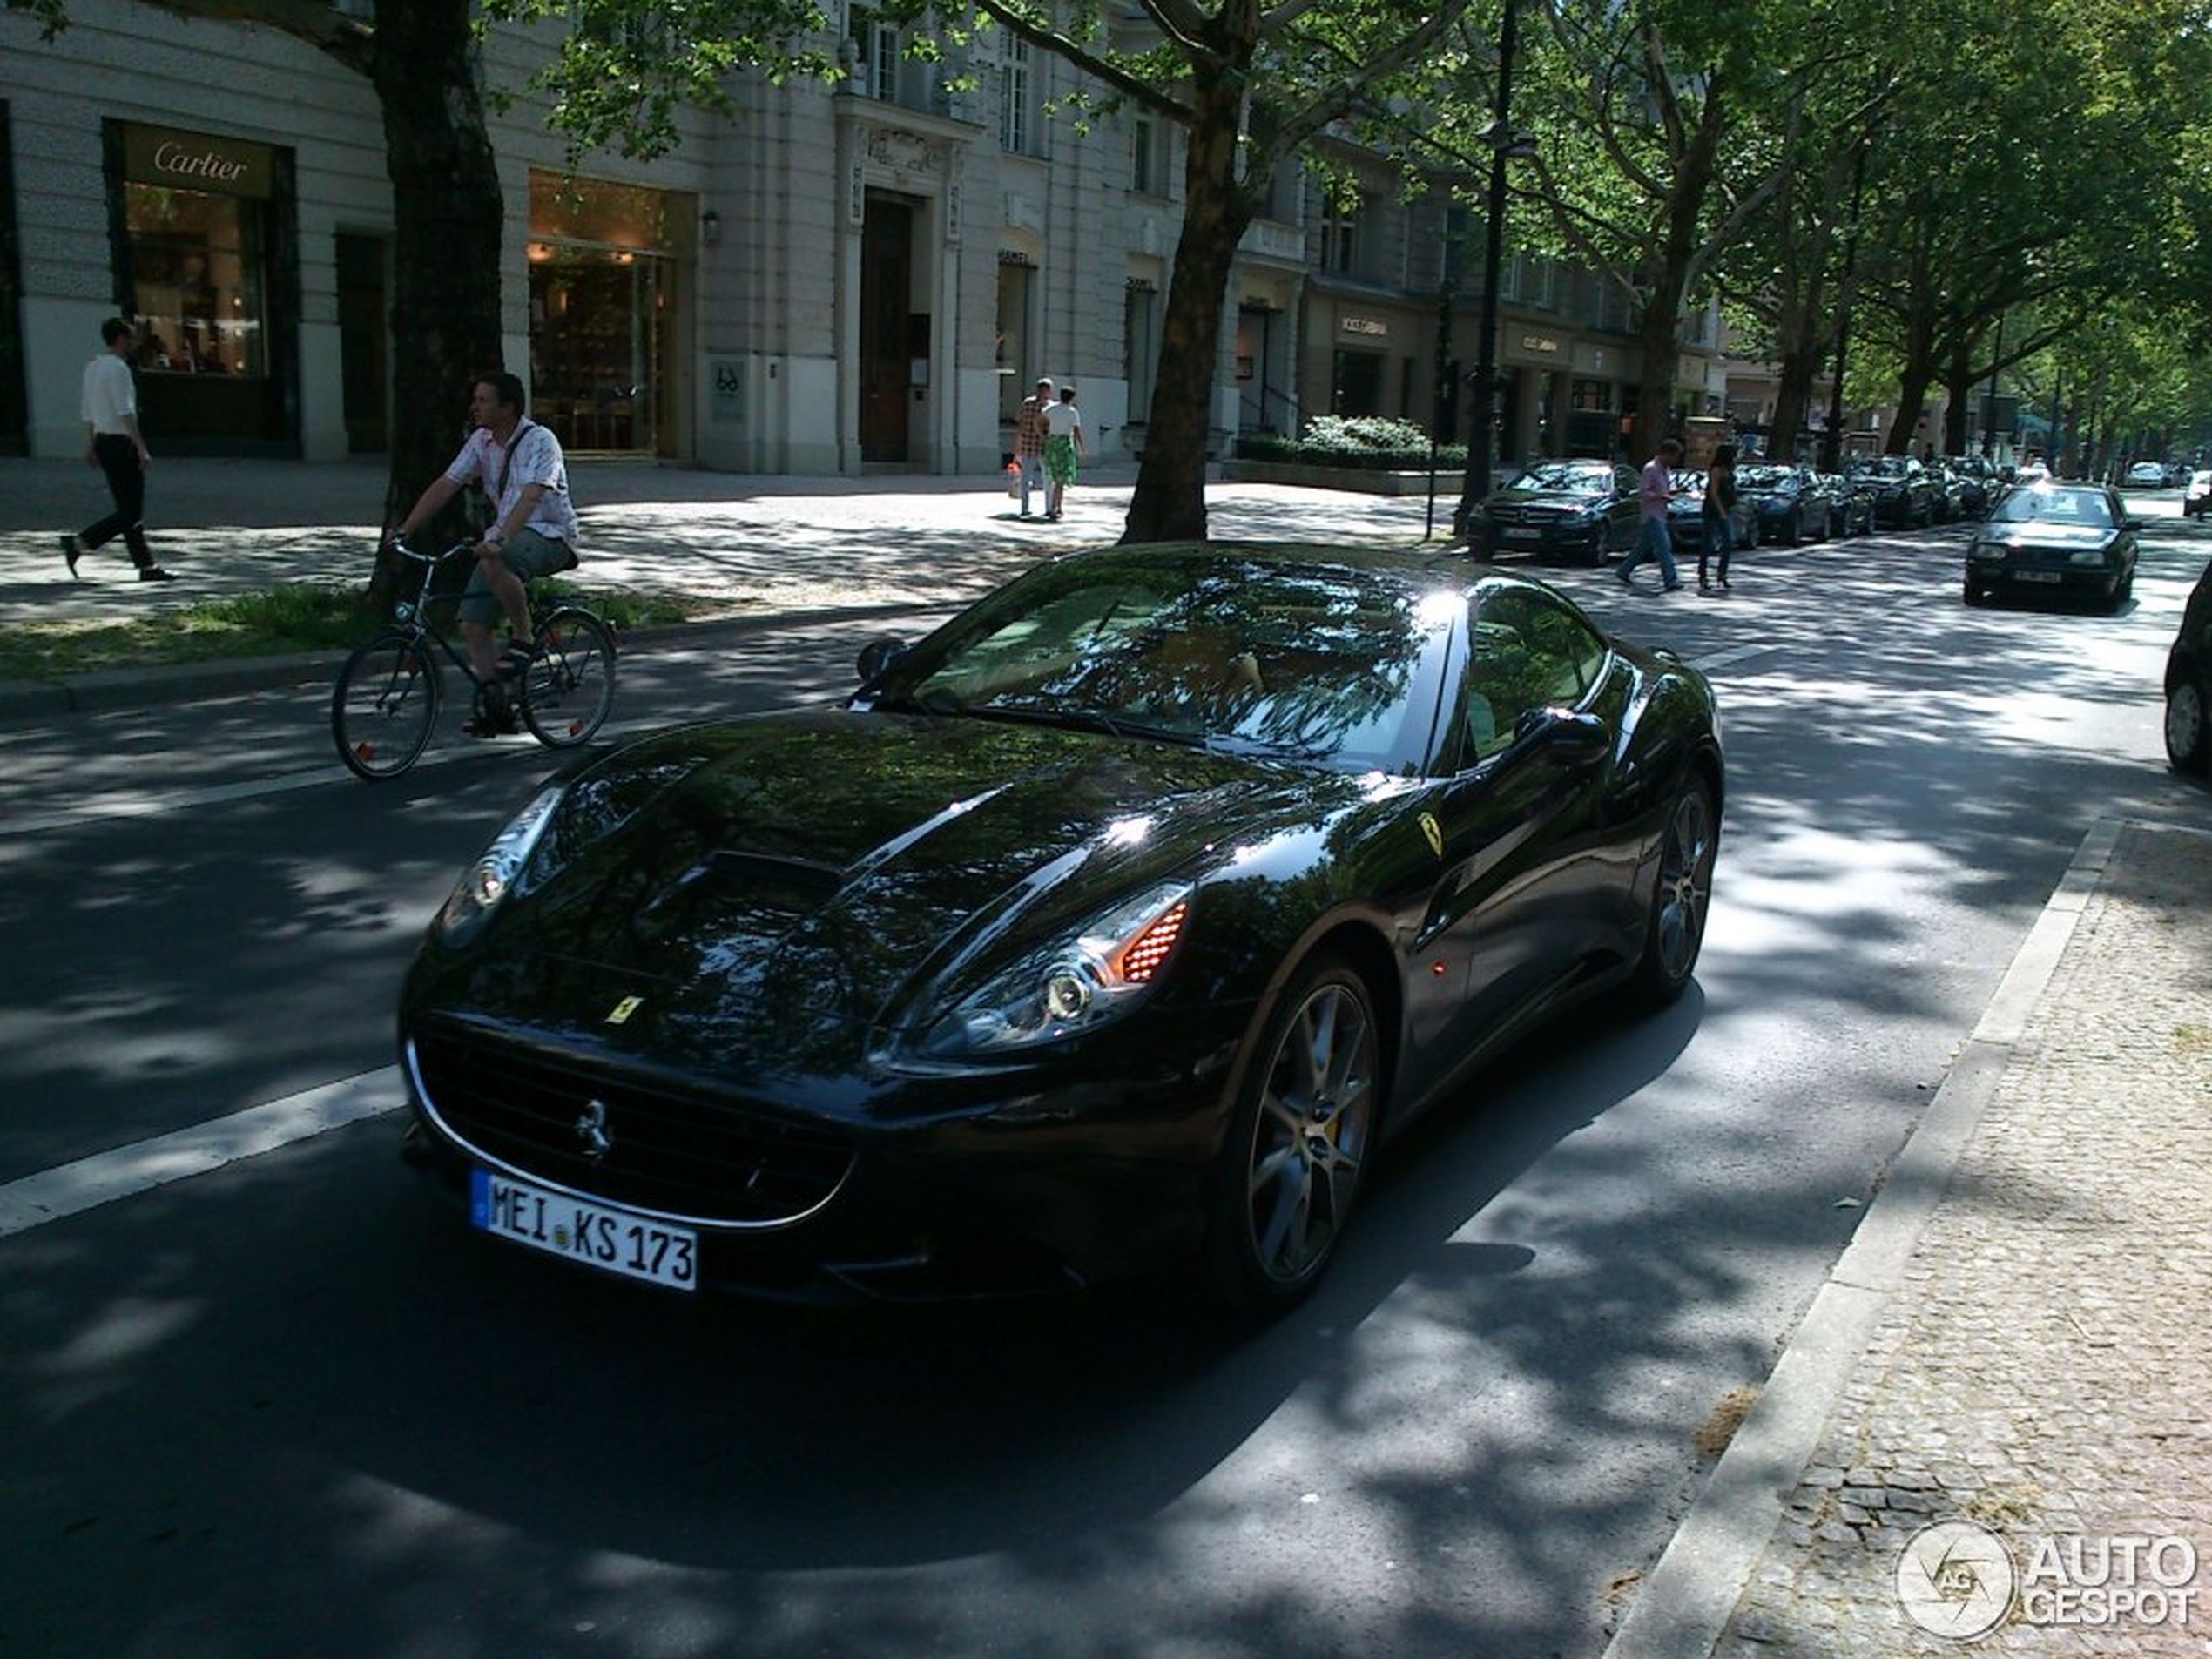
[1502,527,1541,541]
[2016,570,2062,584]
[470,1168,698,1291]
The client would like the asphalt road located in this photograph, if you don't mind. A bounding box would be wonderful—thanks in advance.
[2,509,2205,1659]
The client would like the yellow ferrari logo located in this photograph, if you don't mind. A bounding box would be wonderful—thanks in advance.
[604,995,644,1025]
[1419,813,1444,860]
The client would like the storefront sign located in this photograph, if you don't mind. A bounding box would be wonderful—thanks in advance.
[1517,333,1563,356]
[124,125,274,199]
[1339,314,1389,339]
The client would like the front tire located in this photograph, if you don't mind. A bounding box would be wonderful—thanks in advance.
[332,631,439,780]
[1630,773,1718,1007]
[1206,957,1379,1315]
[2167,668,2210,773]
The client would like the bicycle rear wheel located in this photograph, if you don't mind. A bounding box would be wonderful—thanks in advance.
[333,631,440,779]
[520,608,617,748]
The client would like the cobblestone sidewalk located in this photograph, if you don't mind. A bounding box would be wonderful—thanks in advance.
[1709,821,2212,1656]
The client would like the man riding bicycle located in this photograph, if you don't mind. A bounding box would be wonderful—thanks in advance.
[390,371,579,735]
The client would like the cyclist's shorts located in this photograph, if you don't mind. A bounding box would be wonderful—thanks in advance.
[458,528,577,625]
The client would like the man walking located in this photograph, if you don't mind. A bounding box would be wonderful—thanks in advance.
[1617,436,1684,592]
[1012,377,1055,519]
[62,317,174,582]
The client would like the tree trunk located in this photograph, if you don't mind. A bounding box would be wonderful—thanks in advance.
[364,0,504,611]
[1120,67,1252,545]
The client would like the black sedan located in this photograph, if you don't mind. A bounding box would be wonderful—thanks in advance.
[2165,556,2212,773]
[1464,458,1642,564]
[1664,471,1753,554]
[1737,464,1831,544]
[1852,456,1937,528]
[1964,482,2140,610]
[396,543,1724,1313]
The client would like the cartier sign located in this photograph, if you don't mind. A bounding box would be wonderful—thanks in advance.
[123,125,275,199]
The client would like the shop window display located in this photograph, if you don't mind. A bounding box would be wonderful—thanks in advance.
[125,184,266,378]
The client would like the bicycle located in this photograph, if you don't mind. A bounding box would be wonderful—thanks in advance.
[331,536,618,780]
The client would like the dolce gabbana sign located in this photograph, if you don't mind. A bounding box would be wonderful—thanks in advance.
[123,125,275,199]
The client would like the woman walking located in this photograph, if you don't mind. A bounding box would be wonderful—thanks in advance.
[1042,383,1087,521]
[1699,442,1740,592]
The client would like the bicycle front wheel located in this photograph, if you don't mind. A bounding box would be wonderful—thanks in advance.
[333,631,440,779]
[520,608,617,748]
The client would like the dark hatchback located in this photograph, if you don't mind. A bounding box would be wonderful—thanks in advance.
[1737,464,1831,544]
[2165,556,2212,773]
[1964,482,2140,610]
[1465,458,1642,564]
[397,542,1723,1313]
[1853,456,1937,528]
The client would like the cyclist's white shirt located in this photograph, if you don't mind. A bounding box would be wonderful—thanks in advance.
[444,418,580,548]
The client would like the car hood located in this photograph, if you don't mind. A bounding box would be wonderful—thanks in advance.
[1483,484,1607,513]
[1977,523,2119,551]
[409,711,1359,1079]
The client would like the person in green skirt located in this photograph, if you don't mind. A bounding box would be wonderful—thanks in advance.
[1042,383,1088,521]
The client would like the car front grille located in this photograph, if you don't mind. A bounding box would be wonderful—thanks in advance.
[408,1028,856,1229]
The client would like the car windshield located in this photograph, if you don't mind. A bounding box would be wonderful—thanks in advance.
[1738,466,1797,490]
[868,550,1457,772]
[1988,485,2115,528]
[1507,462,1608,495]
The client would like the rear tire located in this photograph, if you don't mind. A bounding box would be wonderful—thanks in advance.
[520,608,617,748]
[333,631,439,780]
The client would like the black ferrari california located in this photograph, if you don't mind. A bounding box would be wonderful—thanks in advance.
[398,542,1724,1313]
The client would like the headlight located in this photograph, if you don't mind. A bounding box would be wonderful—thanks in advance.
[434,783,564,946]
[2071,549,2113,566]
[919,882,1193,1057]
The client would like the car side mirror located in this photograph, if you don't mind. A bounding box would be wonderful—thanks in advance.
[1513,705,1609,761]
[857,637,907,685]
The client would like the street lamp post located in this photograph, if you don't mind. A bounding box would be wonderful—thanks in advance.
[1453,0,1528,543]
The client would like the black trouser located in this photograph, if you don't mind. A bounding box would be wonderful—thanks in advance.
[81,434,154,568]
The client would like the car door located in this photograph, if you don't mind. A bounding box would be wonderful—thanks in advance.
[1399,584,1622,1103]
[1607,464,1641,550]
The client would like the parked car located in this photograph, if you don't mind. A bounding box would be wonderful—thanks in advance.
[1663,469,1754,555]
[2183,469,2212,518]
[2123,460,2169,489]
[1963,481,2140,610]
[1925,462,1970,523]
[1815,472,1878,537]
[1737,463,1831,544]
[2165,556,2212,773]
[1942,460,1994,519]
[1852,455,1937,528]
[395,540,1725,1312]
[1463,459,1642,565]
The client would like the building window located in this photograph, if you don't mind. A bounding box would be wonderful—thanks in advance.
[849,5,901,101]
[1321,199,1359,274]
[998,37,1032,152]
[125,181,266,378]
[1132,116,1164,196]
[1501,251,1556,308]
[1125,280,1158,425]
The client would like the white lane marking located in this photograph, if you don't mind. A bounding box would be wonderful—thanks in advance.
[0,1067,401,1239]
[1694,644,1785,672]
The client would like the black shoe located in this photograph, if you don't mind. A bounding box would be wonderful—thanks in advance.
[138,565,177,582]
[60,535,83,578]
[1662,581,1683,592]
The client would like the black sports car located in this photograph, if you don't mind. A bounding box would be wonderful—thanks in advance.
[1463,459,1642,564]
[1963,482,2140,610]
[1852,456,1937,528]
[397,543,1724,1313]
[2164,556,2212,773]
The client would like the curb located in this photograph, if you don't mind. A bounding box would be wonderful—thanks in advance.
[1600,817,2128,1658]
[0,596,960,727]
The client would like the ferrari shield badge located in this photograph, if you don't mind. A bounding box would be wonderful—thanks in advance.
[1419,812,1445,860]
[604,995,644,1025]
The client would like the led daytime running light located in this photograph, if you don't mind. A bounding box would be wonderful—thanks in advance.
[1115,900,1187,984]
